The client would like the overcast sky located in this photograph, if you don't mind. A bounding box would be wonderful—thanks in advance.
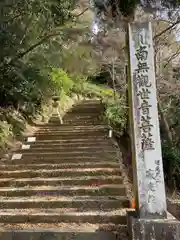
[156,9,180,42]
[91,7,180,42]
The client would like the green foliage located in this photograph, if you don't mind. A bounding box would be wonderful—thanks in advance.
[104,98,128,135]
[0,0,75,110]
[92,0,180,18]
[0,107,27,150]
[82,83,114,98]
[0,121,12,149]
[51,68,74,96]
[165,96,180,142]
[0,0,77,149]
[70,74,87,96]
[162,140,180,187]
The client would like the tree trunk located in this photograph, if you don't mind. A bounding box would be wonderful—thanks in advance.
[158,100,173,146]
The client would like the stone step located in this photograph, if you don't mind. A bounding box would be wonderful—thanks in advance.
[26,133,107,138]
[27,142,113,148]
[35,124,106,128]
[62,117,102,121]
[64,110,102,114]
[0,162,120,170]
[62,112,101,116]
[63,112,101,116]
[27,149,114,155]
[64,107,102,111]
[36,129,107,134]
[27,143,113,149]
[0,185,126,197]
[63,110,102,115]
[53,108,102,113]
[0,222,126,231]
[39,122,103,127]
[0,100,130,238]
[0,168,121,178]
[63,122,102,125]
[71,109,101,112]
[36,124,106,130]
[3,156,116,164]
[10,154,116,162]
[62,119,101,123]
[25,138,111,145]
[72,101,101,104]
[25,135,108,140]
[63,110,102,114]
[63,110,101,113]
[21,146,114,152]
[63,118,101,121]
[0,196,130,209]
[54,119,102,123]
[63,108,101,112]
[26,137,110,141]
[0,230,128,240]
[0,176,123,187]
[63,120,101,123]
[0,221,128,239]
[61,115,101,119]
[32,131,107,136]
[63,108,101,111]
[36,129,107,135]
[14,150,116,158]
[74,100,101,103]
[50,119,101,124]
[63,115,100,119]
[0,208,127,224]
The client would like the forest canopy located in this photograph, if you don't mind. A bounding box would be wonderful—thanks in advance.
[90,0,180,17]
[0,0,77,107]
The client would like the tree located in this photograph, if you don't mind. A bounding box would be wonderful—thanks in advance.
[0,0,77,108]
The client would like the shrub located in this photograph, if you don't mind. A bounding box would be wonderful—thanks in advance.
[82,83,114,98]
[162,140,180,188]
[104,97,128,135]
[0,121,12,149]
[50,68,74,96]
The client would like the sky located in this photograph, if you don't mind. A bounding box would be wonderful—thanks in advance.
[91,8,180,42]
[156,9,180,42]
[176,25,180,42]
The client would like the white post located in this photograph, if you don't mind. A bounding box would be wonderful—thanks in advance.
[127,22,167,219]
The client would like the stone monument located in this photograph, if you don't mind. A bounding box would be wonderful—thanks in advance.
[127,21,180,239]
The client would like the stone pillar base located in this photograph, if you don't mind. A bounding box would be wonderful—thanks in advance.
[127,210,180,240]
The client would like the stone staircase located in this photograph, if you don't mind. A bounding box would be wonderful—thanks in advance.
[0,100,130,239]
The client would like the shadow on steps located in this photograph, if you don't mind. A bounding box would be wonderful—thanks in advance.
[0,225,128,240]
[48,100,104,126]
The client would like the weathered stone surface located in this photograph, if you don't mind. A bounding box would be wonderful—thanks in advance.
[0,100,129,239]
[127,21,167,218]
[127,211,180,240]
[0,223,128,239]
[167,199,180,221]
[2,231,118,240]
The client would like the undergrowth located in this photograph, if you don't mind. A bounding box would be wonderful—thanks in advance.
[104,97,128,135]
[0,67,118,151]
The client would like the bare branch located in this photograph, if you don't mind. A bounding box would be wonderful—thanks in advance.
[154,18,180,39]
[1,26,85,66]
[73,8,89,17]
[0,13,24,24]
[10,33,60,63]
[19,13,34,45]
[164,46,180,67]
